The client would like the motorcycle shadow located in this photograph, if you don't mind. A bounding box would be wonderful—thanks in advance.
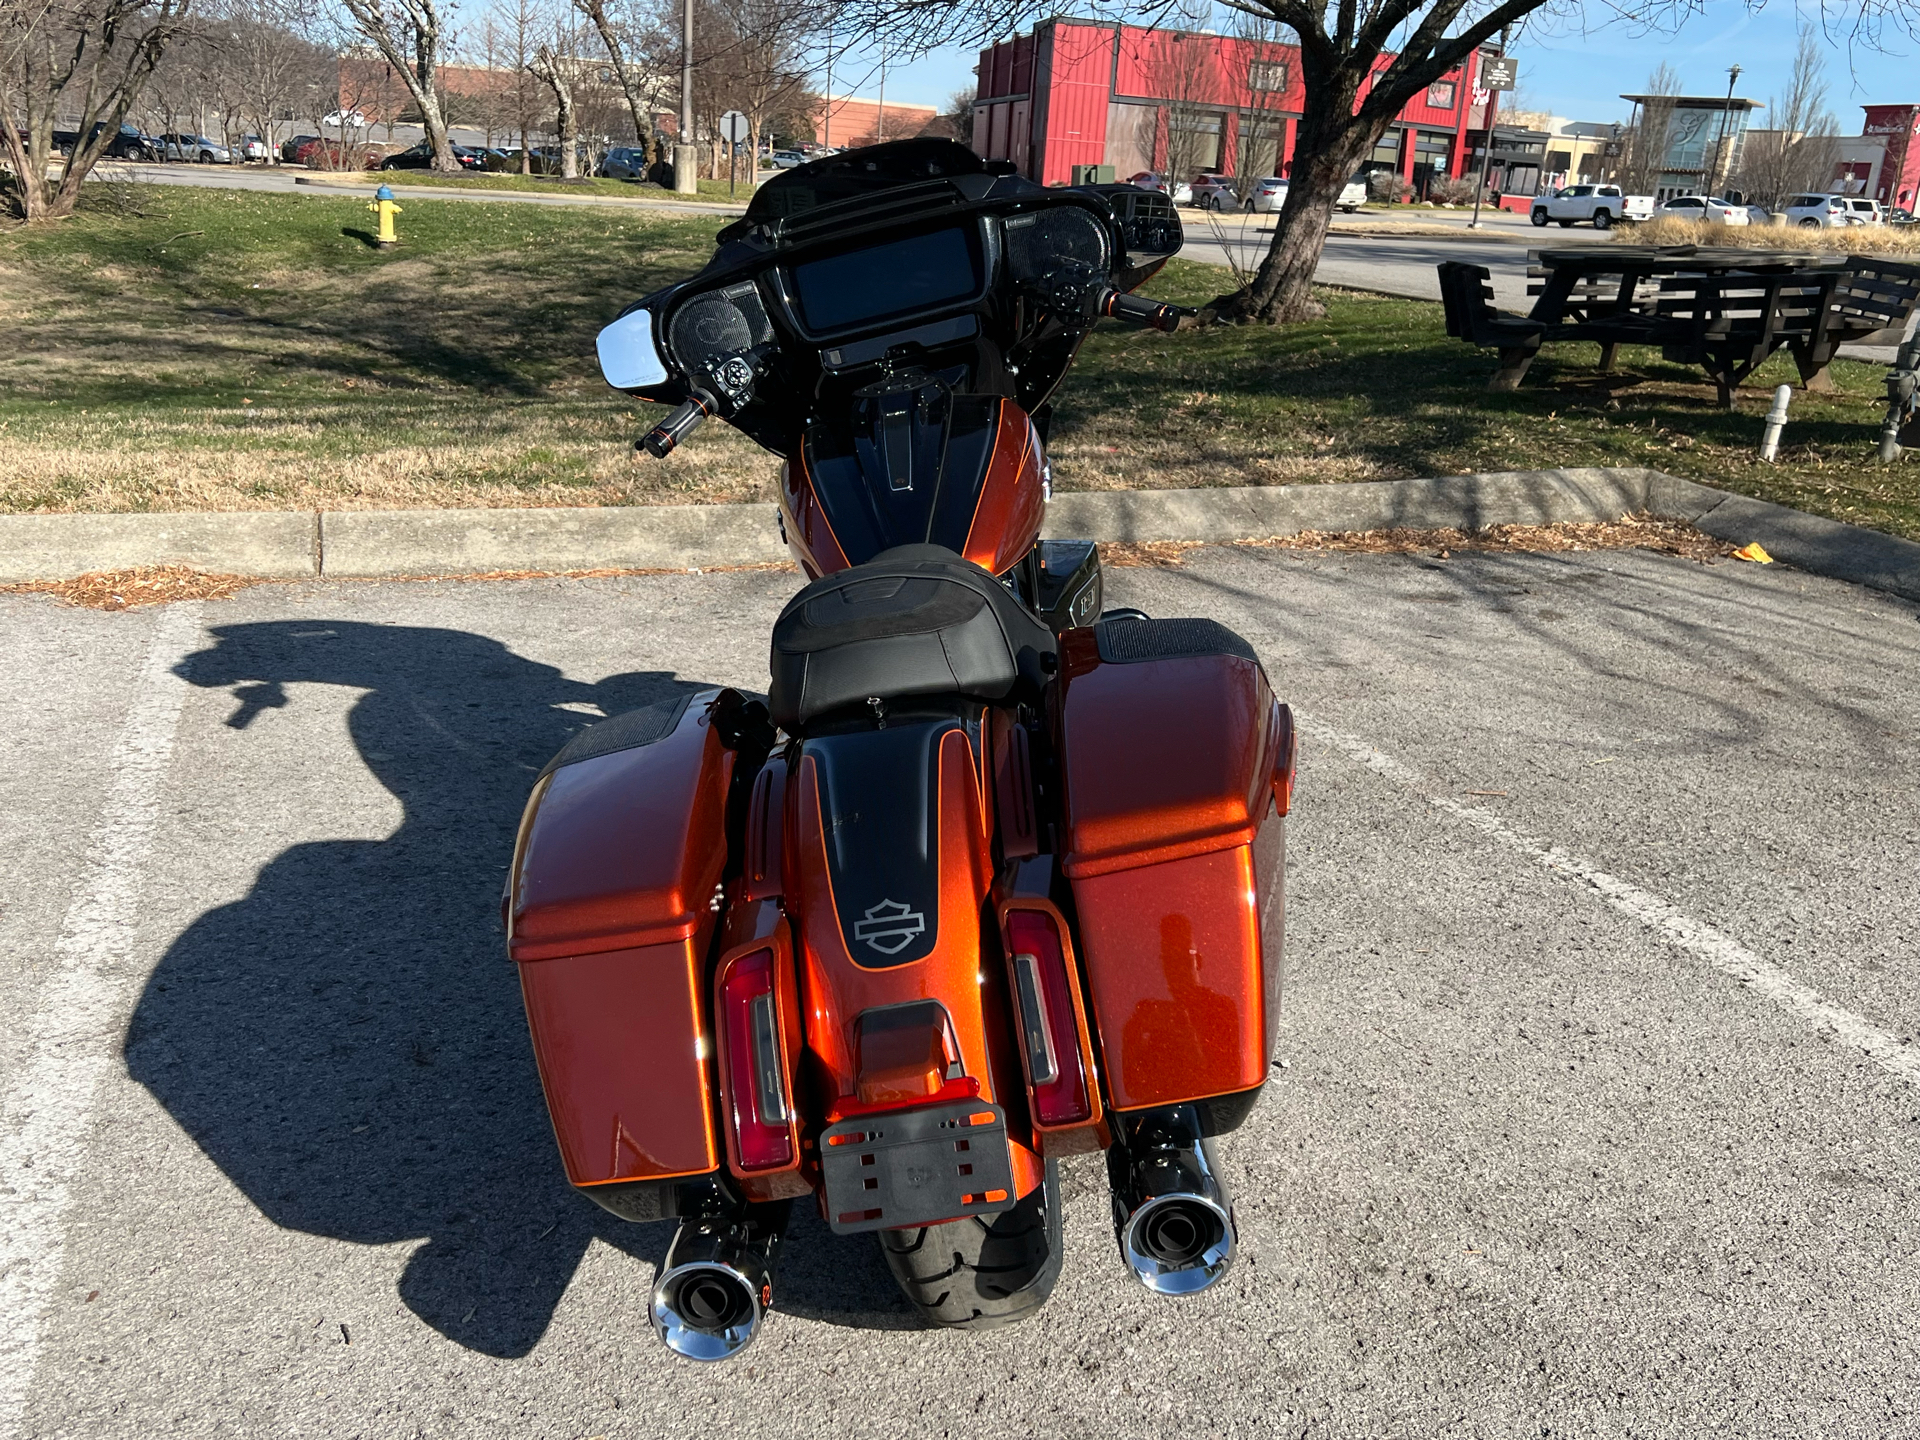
[124,618,913,1357]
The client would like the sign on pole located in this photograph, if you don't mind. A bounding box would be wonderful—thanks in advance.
[1481,56,1518,92]
[719,110,749,196]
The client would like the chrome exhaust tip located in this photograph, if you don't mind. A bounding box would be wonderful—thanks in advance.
[650,1203,787,1362]
[1109,1107,1237,1296]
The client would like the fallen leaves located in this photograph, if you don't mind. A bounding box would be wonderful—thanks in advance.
[2,564,271,610]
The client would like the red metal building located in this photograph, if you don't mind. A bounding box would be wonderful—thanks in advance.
[1860,104,1920,211]
[974,18,1484,192]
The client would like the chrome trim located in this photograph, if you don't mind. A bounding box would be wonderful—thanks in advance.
[1011,951,1059,1085]
[649,1207,787,1362]
[1108,1108,1237,1296]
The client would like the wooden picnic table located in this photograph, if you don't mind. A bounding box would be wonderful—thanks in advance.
[1440,244,1920,406]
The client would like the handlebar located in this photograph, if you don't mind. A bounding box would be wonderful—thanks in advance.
[1098,288,1195,332]
[638,394,713,458]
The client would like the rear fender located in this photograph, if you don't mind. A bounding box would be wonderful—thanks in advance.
[785,718,1044,1202]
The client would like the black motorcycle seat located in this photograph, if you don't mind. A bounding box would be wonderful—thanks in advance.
[769,545,1056,730]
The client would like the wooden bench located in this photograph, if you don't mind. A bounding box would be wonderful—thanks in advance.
[1792,256,1920,392]
[1437,261,1545,390]
[1651,270,1839,408]
[1440,260,1660,390]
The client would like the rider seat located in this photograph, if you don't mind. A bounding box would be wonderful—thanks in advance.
[768,545,1056,731]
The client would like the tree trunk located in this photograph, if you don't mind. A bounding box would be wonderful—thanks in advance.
[574,0,652,147]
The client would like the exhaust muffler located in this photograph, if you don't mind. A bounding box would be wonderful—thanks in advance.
[650,1201,789,1361]
[1107,1107,1236,1295]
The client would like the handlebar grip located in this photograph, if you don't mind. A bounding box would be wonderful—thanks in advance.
[638,395,712,458]
[1100,289,1193,332]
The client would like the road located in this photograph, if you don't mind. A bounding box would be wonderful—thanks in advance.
[3,547,1917,1438]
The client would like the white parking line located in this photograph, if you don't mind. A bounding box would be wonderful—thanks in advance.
[1300,717,1920,1087]
[0,603,201,1436]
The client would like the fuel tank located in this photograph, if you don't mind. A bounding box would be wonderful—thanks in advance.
[1055,619,1294,1131]
[778,385,1045,578]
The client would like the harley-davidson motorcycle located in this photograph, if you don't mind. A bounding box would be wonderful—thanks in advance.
[505,138,1296,1360]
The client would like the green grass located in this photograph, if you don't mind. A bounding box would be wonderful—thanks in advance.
[1,184,1914,541]
[312,170,754,204]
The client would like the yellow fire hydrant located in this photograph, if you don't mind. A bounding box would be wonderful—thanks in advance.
[369,184,401,249]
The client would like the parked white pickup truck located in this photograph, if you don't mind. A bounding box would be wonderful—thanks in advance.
[1529,184,1654,230]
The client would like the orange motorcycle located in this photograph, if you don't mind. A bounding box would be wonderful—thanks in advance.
[505,138,1295,1360]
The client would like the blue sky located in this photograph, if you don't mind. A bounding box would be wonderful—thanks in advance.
[837,4,1917,130]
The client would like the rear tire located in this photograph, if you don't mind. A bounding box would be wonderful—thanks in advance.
[878,1160,1063,1330]
[1593,209,1613,230]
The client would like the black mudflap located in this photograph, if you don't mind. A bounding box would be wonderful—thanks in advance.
[820,1100,1017,1235]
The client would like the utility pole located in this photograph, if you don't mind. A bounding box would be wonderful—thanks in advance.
[876,38,886,143]
[674,0,696,192]
[823,16,833,149]
[1467,26,1511,231]
[1709,63,1741,197]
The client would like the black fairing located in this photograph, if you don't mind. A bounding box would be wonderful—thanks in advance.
[606,137,1180,465]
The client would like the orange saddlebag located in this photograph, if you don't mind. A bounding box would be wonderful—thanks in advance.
[1056,620,1291,1127]
[509,690,736,1190]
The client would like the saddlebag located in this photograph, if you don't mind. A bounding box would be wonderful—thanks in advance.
[509,690,736,1199]
[1056,619,1293,1132]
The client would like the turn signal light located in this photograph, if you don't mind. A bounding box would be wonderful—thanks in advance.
[1004,910,1092,1126]
[718,947,793,1171]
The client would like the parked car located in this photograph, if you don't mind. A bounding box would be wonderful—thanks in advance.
[1656,194,1750,226]
[599,145,652,179]
[296,139,382,169]
[1781,193,1862,228]
[1842,197,1885,225]
[1529,183,1654,229]
[51,122,158,160]
[1337,173,1368,212]
[380,142,487,172]
[280,133,319,163]
[1744,203,1775,226]
[766,149,804,168]
[236,135,269,162]
[1125,171,1195,205]
[1249,176,1287,213]
[1186,172,1240,210]
[156,132,231,164]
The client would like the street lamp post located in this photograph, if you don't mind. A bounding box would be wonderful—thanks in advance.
[674,0,696,193]
[1709,63,1741,196]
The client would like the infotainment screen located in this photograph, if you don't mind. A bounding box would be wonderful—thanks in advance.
[790,225,983,333]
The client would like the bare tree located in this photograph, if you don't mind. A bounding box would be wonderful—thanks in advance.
[1732,24,1837,209]
[943,80,974,149]
[2,0,194,219]
[526,33,578,174]
[1618,61,1679,199]
[335,0,456,168]
[1149,26,1219,186]
[572,0,662,147]
[1231,10,1290,195]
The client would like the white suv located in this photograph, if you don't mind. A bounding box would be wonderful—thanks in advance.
[1783,193,1864,227]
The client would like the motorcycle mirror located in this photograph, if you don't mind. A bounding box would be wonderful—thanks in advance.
[596,307,669,390]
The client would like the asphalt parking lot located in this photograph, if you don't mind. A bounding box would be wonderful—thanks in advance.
[2,542,1916,1439]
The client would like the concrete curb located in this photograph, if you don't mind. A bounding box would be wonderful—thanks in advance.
[3,469,1915,603]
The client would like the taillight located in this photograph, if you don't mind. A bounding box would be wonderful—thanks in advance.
[718,947,792,1170]
[1005,910,1092,1126]
[1273,702,1297,816]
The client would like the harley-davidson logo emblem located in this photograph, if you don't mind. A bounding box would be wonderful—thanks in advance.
[854,898,926,956]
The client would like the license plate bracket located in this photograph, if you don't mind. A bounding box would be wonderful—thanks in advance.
[819,1099,1017,1235]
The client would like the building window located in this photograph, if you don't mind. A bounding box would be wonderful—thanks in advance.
[1426,80,1456,110]
[1249,59,1288,93]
